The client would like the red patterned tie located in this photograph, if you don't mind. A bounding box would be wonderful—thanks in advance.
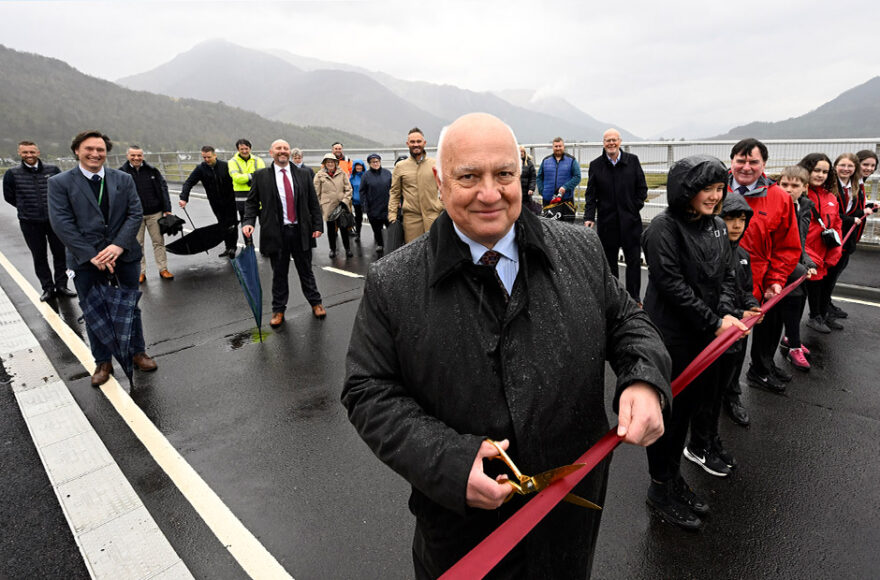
[281,168,296,223]
[479,250,509,301]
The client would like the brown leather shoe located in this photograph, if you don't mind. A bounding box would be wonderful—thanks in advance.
[312,304,327,319]
[139,272,146,284]
[91,362,113,386]
[132,352,158,372]
[270,312,285,328]
[159,269,174,280]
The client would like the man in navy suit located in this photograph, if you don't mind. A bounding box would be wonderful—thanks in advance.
[48,131,158,386]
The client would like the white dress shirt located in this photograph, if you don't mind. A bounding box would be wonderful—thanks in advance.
[453,223,519,295]
[274,163,296,225]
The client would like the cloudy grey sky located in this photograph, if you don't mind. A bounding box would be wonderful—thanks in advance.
[3,0,878,138]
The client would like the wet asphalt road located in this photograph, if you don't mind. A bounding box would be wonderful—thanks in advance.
[2,195,879,579]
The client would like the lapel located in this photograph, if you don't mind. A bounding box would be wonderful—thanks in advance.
[104,168,116,219]
[72,168,101,214]
[265,164,284,221]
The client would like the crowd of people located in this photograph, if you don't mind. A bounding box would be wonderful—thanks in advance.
[2,121,878,578]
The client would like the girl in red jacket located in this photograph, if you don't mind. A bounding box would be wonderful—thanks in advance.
[823,153,875,320]
[798,153,843,334]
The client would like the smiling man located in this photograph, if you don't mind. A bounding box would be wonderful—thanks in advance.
[727,138,801,395]
[583,129,648,303]
[242,139,325,328]
[48,130,157,386]
[119,145,173,282]
[3,140,73,301]
[387,127,443,242]
[343,113,671,579]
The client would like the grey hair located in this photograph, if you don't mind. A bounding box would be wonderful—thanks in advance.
[291,148,303,157]
[435,114,519,179]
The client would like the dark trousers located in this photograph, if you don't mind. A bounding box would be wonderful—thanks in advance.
[213,207,238,251]
[599,228,642,301]
[73,259,145,364]
[326,220,350,253]
[352,204,363,236]
[823,251,850,311]
[777,262,807,347]
[690,343,747,449]
[20,219,68,291]
[269,224,321,314]
[749,305,783,377]
[368,217,388,247]
[781,293,807,348]
[647,340,718,482]
[806,278,833,319]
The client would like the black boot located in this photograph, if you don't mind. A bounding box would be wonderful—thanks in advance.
[646,480,703,530]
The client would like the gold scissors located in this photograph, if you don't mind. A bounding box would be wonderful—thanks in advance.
[487,439,602,510]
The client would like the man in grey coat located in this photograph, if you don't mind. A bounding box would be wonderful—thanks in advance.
[48,130,158,386]
[342,113,671,579]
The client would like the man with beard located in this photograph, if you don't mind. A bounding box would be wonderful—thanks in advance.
[242,139,326,328]
[331,141,353,176]
[387,127,444,243]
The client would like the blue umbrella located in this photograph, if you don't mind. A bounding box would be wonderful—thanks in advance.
[80,277,142,385]
[230,238,263,342]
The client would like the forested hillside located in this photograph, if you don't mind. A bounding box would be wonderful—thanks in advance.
[0,45,377,158]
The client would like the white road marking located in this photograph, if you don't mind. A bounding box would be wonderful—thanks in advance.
[0,250,293,580]
[321,266,364,278]
[0,274,193,579]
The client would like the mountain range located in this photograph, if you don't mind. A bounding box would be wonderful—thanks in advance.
[0,44,377,158]
[715,76,880,139]
[118,39,639,145]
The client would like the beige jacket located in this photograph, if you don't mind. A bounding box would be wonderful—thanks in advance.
[314,168,353,221]
[387,155,443,227]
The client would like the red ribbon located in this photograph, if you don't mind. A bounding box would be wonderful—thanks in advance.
[440,275,807,579]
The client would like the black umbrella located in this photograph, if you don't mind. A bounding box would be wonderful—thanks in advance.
[80,275,141,385]
[165,223,229,255]
[165,206,230,255]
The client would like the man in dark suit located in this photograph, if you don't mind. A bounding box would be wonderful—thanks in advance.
[583,128,648,303]
[48,130,158,386]
[179,145,239,258]
[3,140,75,301]
[241,139,326,328]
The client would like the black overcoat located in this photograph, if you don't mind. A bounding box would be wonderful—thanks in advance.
[242,163,323,254]
[583,151,648,248]
[343,209,671,578]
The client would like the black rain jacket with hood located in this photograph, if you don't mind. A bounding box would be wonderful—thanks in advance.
[642,155,737,346]
[719,193,761,325]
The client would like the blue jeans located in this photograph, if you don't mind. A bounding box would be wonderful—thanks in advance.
[73,259,145,364]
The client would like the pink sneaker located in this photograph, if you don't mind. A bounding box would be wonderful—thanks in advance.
[800,344,811,357]
[788,347,810,371]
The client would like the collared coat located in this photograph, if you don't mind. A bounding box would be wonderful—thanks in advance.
[387,155,443,243]
[727,173,801,301]
[583,150,648,249]
[342,209,671,579]
[242,163,323,254]
[47,167,144,268]
[314,167,353,221]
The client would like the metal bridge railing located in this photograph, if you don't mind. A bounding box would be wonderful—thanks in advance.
[3,140,879,243]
